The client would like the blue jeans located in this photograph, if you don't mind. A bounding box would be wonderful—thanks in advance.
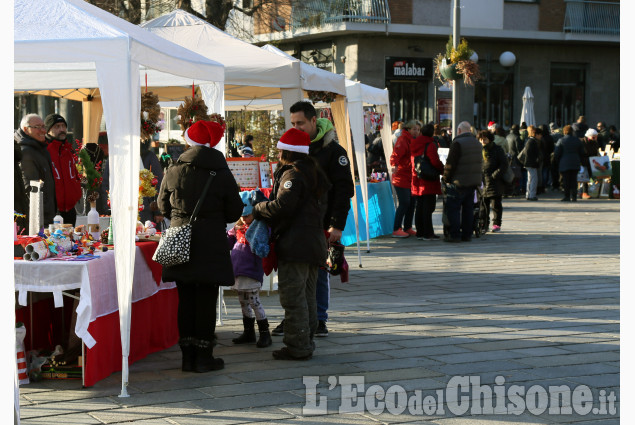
[393,185,415,231]
[444,184,475,239]
[316,267,330,322]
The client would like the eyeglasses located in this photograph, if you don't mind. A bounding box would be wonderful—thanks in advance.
[27,125,46,130]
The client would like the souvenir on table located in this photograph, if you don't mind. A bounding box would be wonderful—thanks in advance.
[589,156,612,179]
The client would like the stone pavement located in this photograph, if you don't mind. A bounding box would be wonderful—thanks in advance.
[18,192,620,424]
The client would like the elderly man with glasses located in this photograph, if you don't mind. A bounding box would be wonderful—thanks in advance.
[16,113,57,227]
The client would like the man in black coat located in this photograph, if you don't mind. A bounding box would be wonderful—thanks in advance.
[270,101,354,338]
[442,121,483,242]
[16,113,57,228]
[14,141,29,232]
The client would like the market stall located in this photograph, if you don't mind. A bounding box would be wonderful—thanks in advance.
[14,0,224,398]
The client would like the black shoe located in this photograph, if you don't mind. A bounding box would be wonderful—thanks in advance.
[271,320,284,336]
[444,236,461,243]
[194,340,224,373]
[272,347,312,361]
[179,338,196,372]
[560,198,570,202]
[232,317,256,344]
[315,320,328,337]
[527,197,538,201]
[461,236,472,242]
[256,319,272,348]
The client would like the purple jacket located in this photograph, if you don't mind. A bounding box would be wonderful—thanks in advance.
[227,227,264,283]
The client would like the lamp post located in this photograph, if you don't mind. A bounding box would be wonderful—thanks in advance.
[451,0,461,137]
[475,51,516,129]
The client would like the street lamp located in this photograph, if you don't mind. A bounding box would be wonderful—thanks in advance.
[473,50,516,128]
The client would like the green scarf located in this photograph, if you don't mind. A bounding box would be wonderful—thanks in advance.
[312,118,334,143]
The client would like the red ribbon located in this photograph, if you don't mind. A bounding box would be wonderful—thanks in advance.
[145,73,147,93]
[192,82,195,98]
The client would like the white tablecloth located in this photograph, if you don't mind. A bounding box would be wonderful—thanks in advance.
[14,247,176,349]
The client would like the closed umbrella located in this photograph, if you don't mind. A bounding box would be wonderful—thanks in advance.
[520,86,536,127]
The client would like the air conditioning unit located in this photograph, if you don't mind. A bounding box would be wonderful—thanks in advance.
[272,16,286,31]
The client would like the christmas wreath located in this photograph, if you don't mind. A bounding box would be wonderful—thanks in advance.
[306,90,338,104]
[141,91,161,140]
[177,95,209,136]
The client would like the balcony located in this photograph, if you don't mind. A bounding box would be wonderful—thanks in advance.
[290,0,391,30]
[563,0,619,36]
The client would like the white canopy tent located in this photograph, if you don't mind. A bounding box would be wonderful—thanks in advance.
[14,0,224,399]
[140,9,347,141]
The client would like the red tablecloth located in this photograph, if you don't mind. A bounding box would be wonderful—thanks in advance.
[135,240,161,286]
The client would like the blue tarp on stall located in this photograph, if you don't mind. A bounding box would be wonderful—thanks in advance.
[341,181,395,246]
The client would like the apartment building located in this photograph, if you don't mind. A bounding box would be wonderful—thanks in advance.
[246,0,620,129]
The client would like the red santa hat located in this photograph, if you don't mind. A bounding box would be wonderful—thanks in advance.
[277,128,311,154]
[487,121,496,130]
[184,121,225,148]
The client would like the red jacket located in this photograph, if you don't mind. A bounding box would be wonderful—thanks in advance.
[47,139,82,212]
[410,135,443,196]
[390,131,413,189]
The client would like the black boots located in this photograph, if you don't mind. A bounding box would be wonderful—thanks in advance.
[232,317,256,344]
[179,337,196,372]
[256,319,272,348]
[194,340,224,373]
[232,317,272,348]
[181,338,223,373]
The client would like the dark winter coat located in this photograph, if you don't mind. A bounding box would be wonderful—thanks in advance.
[507,132,523,164]
[140,144,164,223]
[410,135,443,196]
[553,135,584,173]
[582,137,599,167]
[482,142,508,198]
[253,159,330,267]
[46,136,83,213]
[158,145,243,285]
[572,122,588,140]
[14,141,29,231]
[309,119,354,232]
[390,131,413,189]
[443,132,483,188]
[16,129,57,226]
[522,137,540,168]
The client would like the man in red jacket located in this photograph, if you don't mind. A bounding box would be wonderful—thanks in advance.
[45,114,82,225]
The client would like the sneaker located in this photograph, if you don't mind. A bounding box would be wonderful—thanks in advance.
[271,320,284,336]
[404,228,417,236]
[391,228,410,238]
[581,193,591,199]
[315,320,328,337]
[418,234,441,241]
[492,225,501,232]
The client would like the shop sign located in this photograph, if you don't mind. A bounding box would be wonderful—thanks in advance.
[386,57,433,80]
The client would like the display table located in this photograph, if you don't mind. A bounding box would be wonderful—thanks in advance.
[14,244,178,387]
[341,181,395,246]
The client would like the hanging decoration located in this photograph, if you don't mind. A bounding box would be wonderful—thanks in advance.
[365,111,385,133]
[140,91,161,140]
[307,90,338,104]
[76,143,103,203]
[176,95,210,136]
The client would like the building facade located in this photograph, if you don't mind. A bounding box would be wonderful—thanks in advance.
[244,0,619,130]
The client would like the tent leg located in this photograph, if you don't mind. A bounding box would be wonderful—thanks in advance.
[118,357,129,397]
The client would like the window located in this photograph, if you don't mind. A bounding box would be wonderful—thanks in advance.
[474,61,515,129]
[386,81,430,124]
[549,64,586,128]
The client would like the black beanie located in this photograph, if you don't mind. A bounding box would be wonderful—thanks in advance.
[44,114,67,132]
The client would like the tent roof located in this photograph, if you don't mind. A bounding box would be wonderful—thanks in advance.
[141,10,302,98]
[345,80,389,106]
[260,44,346,95]
[14,0,224,91]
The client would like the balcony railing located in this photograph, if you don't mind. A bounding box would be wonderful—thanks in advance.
[291,0,391,30]
[563,0,619,36]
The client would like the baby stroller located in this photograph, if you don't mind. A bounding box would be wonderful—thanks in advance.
[441,185,488,238]
[473,186,488,238]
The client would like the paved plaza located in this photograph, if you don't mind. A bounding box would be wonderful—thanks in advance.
[18,192,620,424]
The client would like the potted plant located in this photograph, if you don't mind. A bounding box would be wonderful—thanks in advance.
[434,36,481,86]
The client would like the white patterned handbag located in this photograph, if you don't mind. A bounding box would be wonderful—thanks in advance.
[152,170,216,267]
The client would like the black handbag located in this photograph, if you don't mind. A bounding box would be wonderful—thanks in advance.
[152,170,216,267]
[414,144,440,181]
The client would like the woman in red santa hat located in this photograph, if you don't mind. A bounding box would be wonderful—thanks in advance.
[252,128,330,360]
[158,119,243,373]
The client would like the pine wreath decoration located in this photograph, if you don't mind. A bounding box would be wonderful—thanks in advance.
[141,91,161,140]
[177,96,209,136]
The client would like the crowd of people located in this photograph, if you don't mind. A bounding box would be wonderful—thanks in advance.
[388,115,620,242]
[14,104,618,371]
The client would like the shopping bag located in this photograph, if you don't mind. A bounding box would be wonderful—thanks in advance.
[577,166,590,183]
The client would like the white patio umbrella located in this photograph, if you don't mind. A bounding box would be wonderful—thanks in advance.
[520,86,536,127]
